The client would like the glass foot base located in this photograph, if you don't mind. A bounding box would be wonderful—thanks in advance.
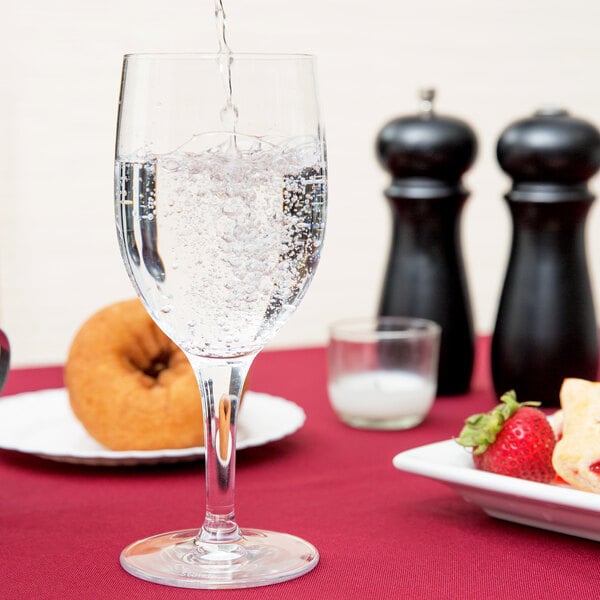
[120,528,319,589]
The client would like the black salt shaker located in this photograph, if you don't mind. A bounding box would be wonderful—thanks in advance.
[491,108,600,407]
[376,89,477,395]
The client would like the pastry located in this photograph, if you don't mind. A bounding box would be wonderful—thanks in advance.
[552,378,600,493]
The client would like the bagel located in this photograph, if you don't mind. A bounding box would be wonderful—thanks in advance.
[65,299,203,451]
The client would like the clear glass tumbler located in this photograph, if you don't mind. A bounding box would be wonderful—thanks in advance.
[328,317,440,430]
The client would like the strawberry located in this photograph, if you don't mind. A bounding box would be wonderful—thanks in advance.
[456,390,556,483]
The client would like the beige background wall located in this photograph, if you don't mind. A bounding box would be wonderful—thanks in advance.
[4,0,600,367]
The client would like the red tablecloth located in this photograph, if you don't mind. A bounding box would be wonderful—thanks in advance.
[1,341,599,599]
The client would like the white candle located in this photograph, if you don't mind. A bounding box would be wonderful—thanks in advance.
[328,370,435,423]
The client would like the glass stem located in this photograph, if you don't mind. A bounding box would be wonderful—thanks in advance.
[186,353,256,545]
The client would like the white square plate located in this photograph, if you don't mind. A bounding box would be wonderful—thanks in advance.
[393,439,600,542]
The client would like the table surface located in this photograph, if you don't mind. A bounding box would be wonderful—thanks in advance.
[2,339,599,600]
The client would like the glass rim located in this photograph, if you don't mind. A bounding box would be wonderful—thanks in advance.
[123,51,317,61]
[329,316,441,342]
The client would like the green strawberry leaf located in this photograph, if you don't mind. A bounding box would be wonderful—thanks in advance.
[456,390,540,454]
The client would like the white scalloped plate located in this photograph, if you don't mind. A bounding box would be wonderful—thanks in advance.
[393,439,600,542]
[0,389,305,466]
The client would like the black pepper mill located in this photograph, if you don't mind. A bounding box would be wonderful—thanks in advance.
[491,108,600,407]
[376,89,477,395]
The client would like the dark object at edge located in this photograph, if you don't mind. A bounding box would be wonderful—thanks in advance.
[376,89,477,395]
[491,108,600,407]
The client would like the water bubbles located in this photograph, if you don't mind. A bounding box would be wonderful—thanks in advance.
[226,255,242,269]
[116,136,326,358]
[162,157,180,172]
[221,231,235,244]
[222,204,236,217]
[259,276,273,293]
[187,159,206,176]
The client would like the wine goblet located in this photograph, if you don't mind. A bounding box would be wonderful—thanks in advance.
[114,53,327,588]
